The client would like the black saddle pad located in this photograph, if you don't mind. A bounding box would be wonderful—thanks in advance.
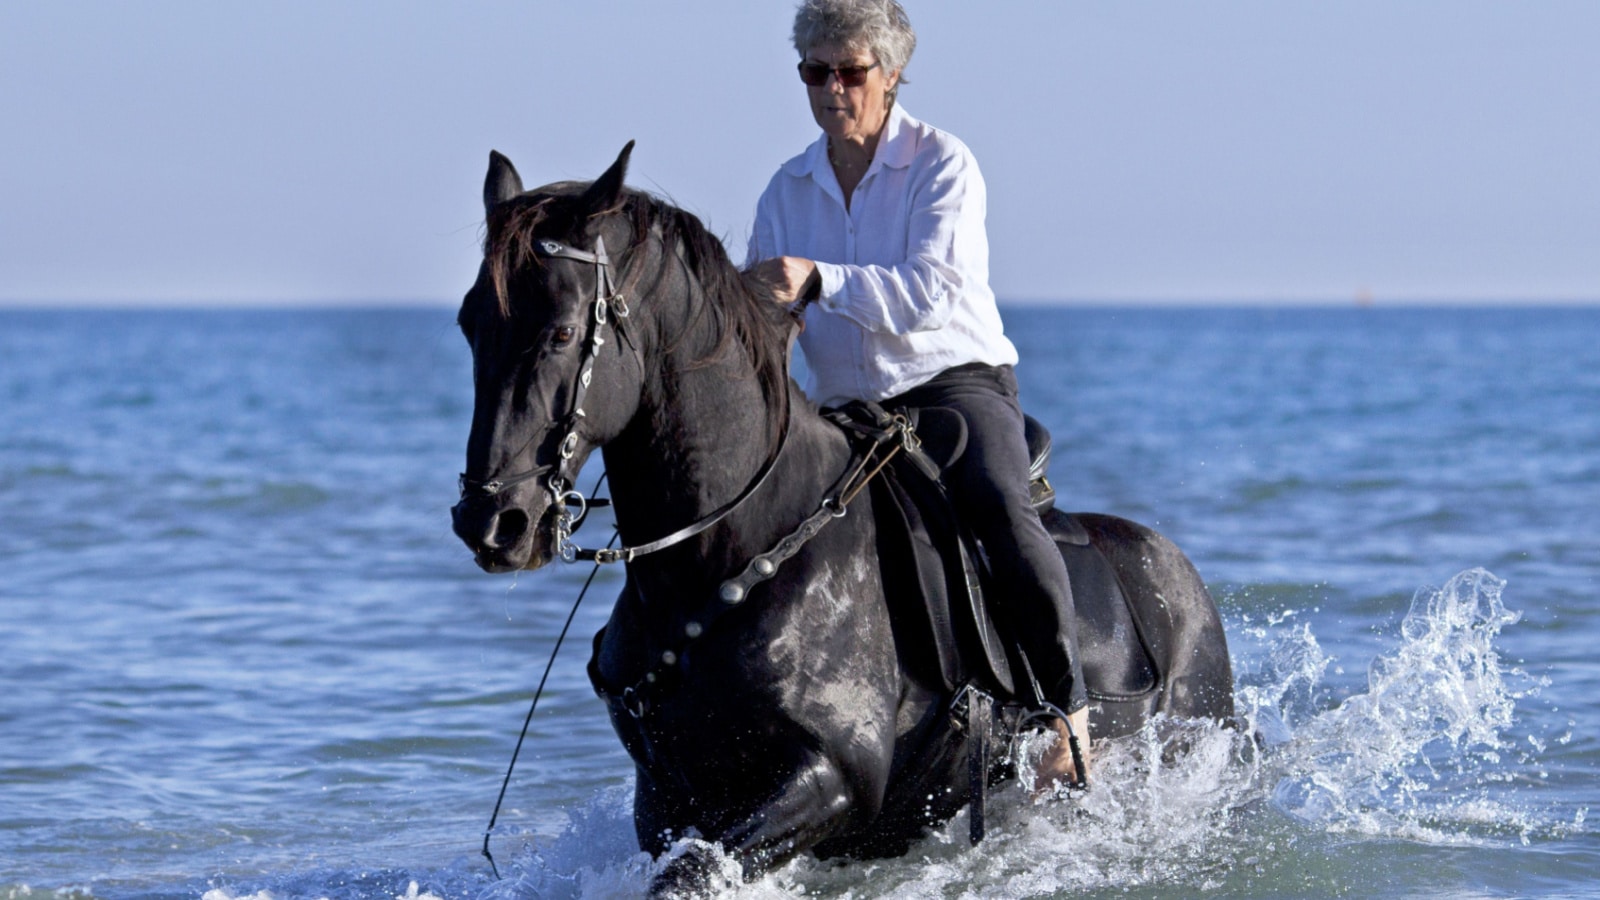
[1046,511,1160,701]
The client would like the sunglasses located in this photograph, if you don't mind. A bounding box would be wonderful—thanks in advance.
[797,60,880,88]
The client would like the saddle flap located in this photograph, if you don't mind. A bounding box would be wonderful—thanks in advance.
[872,468,1016,697]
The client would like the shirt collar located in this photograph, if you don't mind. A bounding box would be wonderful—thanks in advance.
[874,103,917,170]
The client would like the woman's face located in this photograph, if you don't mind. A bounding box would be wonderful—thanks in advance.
[803,42,900,144]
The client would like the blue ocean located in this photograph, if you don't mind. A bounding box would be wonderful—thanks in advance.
[2,306,1596,898]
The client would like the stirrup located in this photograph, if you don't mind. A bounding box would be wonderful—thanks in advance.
[1015,652,1089,790]
[1016,702,1088,791]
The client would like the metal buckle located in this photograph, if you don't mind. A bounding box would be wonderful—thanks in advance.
[894,413,921,452]
[949,683,993,726]
[592,547,632,565]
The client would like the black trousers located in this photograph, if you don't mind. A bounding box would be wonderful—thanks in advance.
[885,363,1088,714]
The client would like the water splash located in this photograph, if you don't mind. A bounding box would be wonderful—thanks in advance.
[479,786,645,900]
[1259,568,1549,844]
[492,568,1560,898]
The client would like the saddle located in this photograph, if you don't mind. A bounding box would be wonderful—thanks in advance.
[824,402,1162,716]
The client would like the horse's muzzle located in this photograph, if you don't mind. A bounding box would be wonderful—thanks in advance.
[451,495,552,572]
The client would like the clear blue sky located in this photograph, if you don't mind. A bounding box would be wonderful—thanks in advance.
[2,1,1596,306]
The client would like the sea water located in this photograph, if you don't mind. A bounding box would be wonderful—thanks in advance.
[1,306,1596,898]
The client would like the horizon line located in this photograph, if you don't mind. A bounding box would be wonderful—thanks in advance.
[3,295,1598,311]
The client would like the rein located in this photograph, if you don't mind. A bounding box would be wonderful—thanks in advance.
[479,525,615,880]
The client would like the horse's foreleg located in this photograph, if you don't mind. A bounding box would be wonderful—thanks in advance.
[648,754,859,896]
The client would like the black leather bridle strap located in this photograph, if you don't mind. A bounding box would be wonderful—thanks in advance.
[457,235,628,502]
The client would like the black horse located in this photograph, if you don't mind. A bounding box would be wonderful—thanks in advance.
[451,145,1234,893]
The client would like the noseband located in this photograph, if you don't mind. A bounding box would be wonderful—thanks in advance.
[459,232,792,565]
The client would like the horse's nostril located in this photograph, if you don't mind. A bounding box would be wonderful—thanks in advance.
[486,508,530,549]
[453,501,533,554]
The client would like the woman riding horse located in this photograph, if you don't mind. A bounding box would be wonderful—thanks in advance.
[452,7,1234,892]
[746,0,1091,787]
[454,145,1234,896]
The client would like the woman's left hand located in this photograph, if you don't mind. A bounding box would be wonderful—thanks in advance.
[750,256,821,306]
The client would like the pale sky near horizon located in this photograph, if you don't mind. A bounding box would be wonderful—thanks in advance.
[2,1,1596,307]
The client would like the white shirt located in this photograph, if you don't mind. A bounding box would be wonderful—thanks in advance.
[747,104,1019,406]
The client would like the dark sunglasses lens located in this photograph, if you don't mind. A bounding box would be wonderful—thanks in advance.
[798,62,874,87]
[798,62,830,86]
[836,66,870,87]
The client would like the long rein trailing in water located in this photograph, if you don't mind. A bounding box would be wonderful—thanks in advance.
[479,503,615,880]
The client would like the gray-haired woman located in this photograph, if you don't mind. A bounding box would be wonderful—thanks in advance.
[747,0,1092,789]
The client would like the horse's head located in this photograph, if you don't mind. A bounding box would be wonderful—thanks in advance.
[451,144,646,572]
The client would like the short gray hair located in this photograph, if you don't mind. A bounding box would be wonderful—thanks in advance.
[791,0,917,87]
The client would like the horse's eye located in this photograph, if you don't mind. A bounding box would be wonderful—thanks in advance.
[552,325,578,346]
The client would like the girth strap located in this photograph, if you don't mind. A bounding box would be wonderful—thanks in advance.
[957,684,996,845]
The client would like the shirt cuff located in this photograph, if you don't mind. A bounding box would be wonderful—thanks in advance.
[813,261,848,313]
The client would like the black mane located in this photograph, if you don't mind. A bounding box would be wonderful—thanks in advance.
[485,183,793,413]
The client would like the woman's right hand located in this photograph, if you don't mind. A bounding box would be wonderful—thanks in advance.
[750,256,821,307]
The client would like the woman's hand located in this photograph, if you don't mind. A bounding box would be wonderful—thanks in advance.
[750,256,821,307]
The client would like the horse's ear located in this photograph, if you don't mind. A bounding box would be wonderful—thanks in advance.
[581,140,635,214]
[484,150,524,212]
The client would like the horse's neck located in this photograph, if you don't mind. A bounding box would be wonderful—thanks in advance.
[606,335,756,516]
[605,361,846,575]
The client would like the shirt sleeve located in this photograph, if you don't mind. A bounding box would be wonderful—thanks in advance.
[813,147,989,336]
[745,190,776,268]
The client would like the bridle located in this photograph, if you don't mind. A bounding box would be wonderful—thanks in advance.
[457,231,792,566]
[457,235,630,556]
